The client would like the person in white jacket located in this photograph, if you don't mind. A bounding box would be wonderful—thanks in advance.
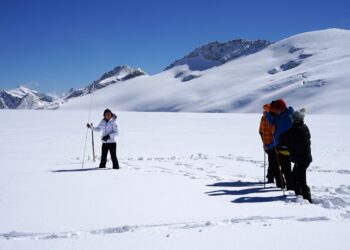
[87,109,119,169]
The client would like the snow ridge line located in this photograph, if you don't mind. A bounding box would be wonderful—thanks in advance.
[0,215,332,241]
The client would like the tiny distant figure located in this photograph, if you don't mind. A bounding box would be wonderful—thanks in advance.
[279,108,313,203]
[259,103,279,185]
[87,109,120,169]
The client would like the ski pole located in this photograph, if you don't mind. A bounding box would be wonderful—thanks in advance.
[263,148,266,188]
[91,123,96,162]
[263,115,267,188]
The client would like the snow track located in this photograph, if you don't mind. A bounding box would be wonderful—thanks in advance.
[0,215,340,241]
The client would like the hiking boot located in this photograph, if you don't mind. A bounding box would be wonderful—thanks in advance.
[267,178,274,184]
[294,187,302,196]
[302,188,312,203]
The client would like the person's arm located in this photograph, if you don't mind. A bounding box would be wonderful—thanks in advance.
[296,125,311,150]
[265,140,275,150]
[305,125,311,141]
[108,122,119,138]
[89,120,103,132]
[259,117,264,142]
[266,112,276,125]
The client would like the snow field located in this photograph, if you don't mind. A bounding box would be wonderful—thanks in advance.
[0,110,350,249]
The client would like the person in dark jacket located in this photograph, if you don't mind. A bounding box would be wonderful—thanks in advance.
[279,108,313,202]
[266,99,294,190]
[87,109,120,169]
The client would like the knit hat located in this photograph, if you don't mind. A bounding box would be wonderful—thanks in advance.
[292,108,306,123]
[271,99,287,111]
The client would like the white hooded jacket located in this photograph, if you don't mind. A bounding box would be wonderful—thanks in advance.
[90,118,118,143]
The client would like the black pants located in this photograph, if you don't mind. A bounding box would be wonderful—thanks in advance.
[293,162,311,199]
[278,153,293,190]
[100,143,119,169]
[266,148,278,180]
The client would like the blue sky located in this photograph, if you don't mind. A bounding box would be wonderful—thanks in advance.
[0,0,349,94]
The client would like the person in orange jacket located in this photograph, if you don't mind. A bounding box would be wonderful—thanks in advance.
[259,104,281,186]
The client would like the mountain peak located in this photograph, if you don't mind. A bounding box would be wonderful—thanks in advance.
[165,38,272,71]
[97,65,146,83]
[16,85,31,91]
[62,65,147,100]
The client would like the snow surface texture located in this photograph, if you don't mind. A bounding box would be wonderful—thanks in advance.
[1,110,350,249]
[63,29,350,114]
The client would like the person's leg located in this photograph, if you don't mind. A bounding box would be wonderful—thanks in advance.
[279,154,293,190]
[274,152,286,188]
[99,143,108,168]
[292,163,302,195]
[109,143,120,169]
[297,162,312,202]
[266,149,277,183]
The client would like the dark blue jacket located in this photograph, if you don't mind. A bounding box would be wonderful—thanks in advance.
[266,106,294,148]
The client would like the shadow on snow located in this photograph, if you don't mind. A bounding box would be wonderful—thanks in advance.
[206,181,287,203]
[52,167,111,173]
[207,180,264,188]
[232,195,287,203]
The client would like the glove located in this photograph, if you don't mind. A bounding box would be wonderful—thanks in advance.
[102,135,110,141]
[86,123,91,128]
[112,113,117,120]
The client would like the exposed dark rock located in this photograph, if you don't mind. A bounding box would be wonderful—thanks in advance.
[280,60,302,71]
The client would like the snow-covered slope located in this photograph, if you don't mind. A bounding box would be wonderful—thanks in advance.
[62,29,350,114]
[0,86,56,109]
[165,39,271,71]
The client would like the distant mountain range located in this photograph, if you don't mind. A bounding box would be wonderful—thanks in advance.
[0,38,270,110]
[0,65,147,109]
[2,29,350,113]
[0,86,56,109]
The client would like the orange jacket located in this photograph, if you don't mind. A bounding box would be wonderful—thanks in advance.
[259,114,275,146]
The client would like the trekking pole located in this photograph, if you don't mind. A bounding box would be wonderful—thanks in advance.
[263,149,266,188]
[91,123,96,162]
[273,135,286,196]
[263,115,267,188]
